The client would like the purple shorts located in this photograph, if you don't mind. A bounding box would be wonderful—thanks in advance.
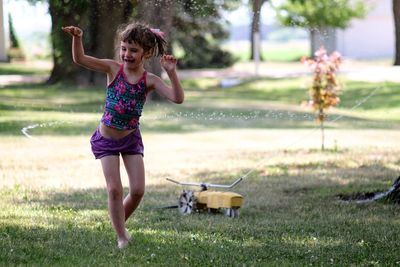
[90,127,144,159]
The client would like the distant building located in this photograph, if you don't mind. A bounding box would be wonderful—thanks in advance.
[228,23,308,43]
[336,0,394,59]
[228,0,394,60]
[291,0,394,59]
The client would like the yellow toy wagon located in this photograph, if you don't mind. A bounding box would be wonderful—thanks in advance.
[166,177,244,218]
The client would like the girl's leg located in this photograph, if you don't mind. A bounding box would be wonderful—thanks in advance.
[100,155,130,245]
[122,154,145,221]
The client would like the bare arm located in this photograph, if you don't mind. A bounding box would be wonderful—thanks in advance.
[62,26,119,75]
[148,55,184,104]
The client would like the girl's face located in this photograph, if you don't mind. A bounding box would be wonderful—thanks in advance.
[120,41,146,68]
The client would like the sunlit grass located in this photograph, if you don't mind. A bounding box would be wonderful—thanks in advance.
[0,61,51,75]
[223,41,309,62]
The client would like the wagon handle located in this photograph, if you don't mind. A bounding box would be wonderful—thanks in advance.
[166,177,243,189]
[166,178,202,187]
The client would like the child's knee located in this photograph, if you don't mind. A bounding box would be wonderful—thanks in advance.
[107,186,123,200]
[130,187,145,199]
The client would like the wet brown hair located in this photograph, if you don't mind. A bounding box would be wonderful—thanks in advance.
[117,22,166,58]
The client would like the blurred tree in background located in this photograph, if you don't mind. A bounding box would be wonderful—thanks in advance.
[250,0,267,61]
[171,0,240,69]
[27,0,239,85]
[8,14,20,48]
[135,0,174,79]
[7,13,25,60]
[393,0,400,65]
[274,0,366,56]
[132,0,237,100]
[134,0,174,101]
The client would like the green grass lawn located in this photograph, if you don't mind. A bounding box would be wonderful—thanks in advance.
[0,61,51,75]
[1,71,400,266]
[2,158,400,266]
[223,41,310,62]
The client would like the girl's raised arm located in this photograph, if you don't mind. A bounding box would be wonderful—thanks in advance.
[62,26,118,75]
[148,55,184,104]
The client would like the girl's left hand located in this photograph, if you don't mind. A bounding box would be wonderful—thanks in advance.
[160,55,177,73]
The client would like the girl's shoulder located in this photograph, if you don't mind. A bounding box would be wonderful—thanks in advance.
[145,72,162,88]
[107,60,122,74]
[106,61,123,86]
[145,72,161,82]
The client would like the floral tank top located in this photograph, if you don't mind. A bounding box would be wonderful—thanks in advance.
[101,66,148,130]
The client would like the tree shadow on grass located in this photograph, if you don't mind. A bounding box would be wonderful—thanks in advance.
[11,171,397,208]
[339,81,400,110]
[3,103,395,137]
[142,104,397,133]
[1,79,399,136]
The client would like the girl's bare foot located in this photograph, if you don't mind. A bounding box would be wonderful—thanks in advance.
[125,228,132,241]
[117,238,130,249]
[117,229,132,249]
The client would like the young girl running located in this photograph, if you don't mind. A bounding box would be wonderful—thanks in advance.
[62,23,184,249]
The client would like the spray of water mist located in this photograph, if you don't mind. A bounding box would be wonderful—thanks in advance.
[20,84,382,189]
[21,121,72,141]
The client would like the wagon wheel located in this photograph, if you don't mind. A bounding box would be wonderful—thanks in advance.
[208,208,219,214]
[225,208,240,218]
[178,190,196,215]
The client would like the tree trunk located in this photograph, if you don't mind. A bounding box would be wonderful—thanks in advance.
[47,0,90,84]
[250,0,265,60]
[393,0,400,65]
[386,176,400,203]
[310,27,336,57]
[47,0,133,85]
[320,116,325,151]
[137,0,175,101]
[0,0,8,62]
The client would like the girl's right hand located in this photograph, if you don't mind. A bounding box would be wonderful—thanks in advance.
[62,26,83,37]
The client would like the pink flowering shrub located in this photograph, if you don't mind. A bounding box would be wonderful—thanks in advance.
[301,47,342,150]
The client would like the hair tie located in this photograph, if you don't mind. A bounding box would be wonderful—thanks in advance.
[150,28,165,39]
